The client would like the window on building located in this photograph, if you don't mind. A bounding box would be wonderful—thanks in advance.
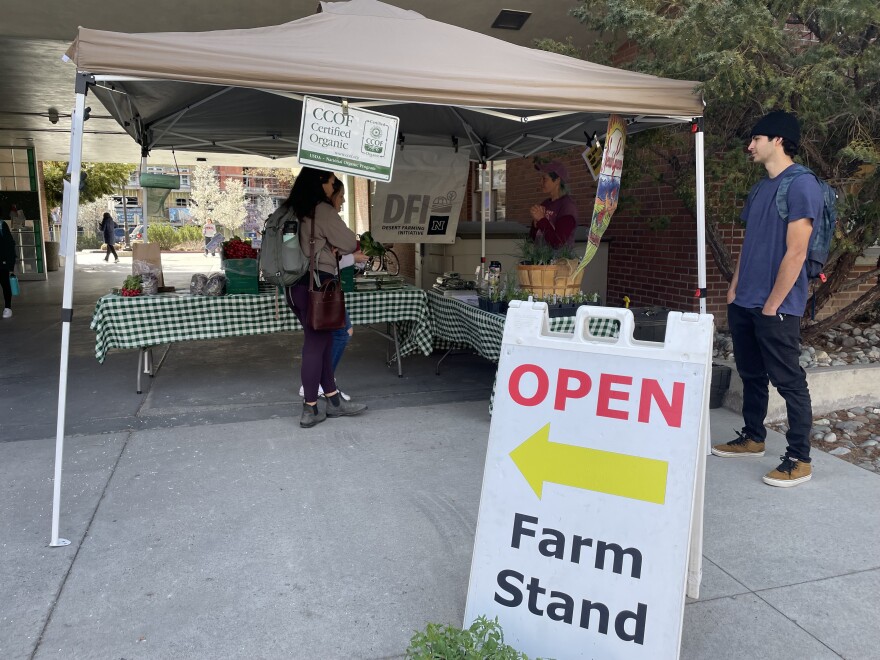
[179,174,190,188]
[175,198,189,207]
[473,160,506,222]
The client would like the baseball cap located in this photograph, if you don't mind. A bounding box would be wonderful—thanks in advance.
[751,111,801,147]
[535,160,569,183]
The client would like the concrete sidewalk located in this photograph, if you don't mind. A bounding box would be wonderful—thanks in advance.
[1,252,878,659]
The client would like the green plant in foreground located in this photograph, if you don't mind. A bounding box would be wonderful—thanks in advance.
[406,616,532,660]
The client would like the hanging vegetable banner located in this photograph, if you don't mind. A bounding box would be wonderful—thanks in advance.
[576,115,627,275]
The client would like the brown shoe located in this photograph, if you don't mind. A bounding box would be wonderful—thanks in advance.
[763,455,812,488]
[711,431,765,457]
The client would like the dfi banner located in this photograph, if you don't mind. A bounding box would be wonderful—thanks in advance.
[371,146,469,244]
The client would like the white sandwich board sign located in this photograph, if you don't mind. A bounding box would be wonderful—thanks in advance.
[298,96,399,182]
[464,301,713,659]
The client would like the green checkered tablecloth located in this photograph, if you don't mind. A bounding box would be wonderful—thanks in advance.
[427,290,619,362]
[91,286,433,363]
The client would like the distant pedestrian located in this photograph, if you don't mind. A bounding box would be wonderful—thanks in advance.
[712,111,824,488]
[99,212,119,263]
[1,219,16,318]
[203,219,217,256]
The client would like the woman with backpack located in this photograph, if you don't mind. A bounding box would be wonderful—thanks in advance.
[283,167,367,428]
[99,212,119,263]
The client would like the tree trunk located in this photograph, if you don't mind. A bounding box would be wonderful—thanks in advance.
[801,283,880,342]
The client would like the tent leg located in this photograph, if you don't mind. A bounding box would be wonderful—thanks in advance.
[694,118,707,315]
[50,74,91,548]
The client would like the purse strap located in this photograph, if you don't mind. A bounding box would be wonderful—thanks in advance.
[308,211,318,292]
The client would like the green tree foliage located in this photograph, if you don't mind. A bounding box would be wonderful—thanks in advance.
[543,1,880,337]
[42,161,136,209]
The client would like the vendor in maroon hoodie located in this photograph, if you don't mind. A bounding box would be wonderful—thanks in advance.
[528,160,578,249]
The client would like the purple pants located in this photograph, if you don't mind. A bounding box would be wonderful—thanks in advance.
[285,281,336,402]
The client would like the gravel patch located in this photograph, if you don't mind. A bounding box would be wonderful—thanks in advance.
[769,406,880,475]
[714,321,880,475]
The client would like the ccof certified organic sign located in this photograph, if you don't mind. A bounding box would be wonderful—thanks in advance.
[298,96,399,182]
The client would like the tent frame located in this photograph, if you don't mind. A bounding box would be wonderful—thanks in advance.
[53,69,709,597]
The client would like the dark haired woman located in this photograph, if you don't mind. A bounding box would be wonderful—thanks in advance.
[283,167,366,428]
[99,212,119,263]
[529,160,578,249]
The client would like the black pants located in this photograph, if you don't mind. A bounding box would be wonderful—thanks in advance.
[105,242,118,260]
[728,303,812,461]
[0,270,10,309]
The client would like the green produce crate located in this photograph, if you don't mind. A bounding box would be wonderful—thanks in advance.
[340,265,355,293]
[223,258,258,276]
[224,259,259,295]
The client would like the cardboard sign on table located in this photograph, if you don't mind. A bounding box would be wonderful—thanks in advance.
[464,300,713,659]
[131,242,165,287]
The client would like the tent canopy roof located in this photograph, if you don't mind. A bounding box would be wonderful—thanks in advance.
[67,0,703,161]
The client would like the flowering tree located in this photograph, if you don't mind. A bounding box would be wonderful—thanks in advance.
[212,178,247,236]
[541,0,880,338]
[188,165,248,236]
[188,164,221,225]
[77,195,113,233]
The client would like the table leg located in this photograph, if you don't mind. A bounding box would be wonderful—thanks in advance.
[136,348,154,394]
[435,348,455,375]
[392,323,402,377]
[382,322,403,377]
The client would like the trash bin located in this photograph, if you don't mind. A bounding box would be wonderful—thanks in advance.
[44,241,60,272]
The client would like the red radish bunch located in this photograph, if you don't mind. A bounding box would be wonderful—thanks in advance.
[222,238,258,260]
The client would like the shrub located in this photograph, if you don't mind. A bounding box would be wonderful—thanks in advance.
[147,224,180,250]
[77,233,102,250]
[177,225,202,242]
[406,616,531,660]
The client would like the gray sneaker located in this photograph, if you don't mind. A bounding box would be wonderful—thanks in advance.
[326,398,367,417]
[300,403,327,428]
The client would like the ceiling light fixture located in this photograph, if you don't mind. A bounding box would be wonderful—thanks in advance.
[491,9,531,30]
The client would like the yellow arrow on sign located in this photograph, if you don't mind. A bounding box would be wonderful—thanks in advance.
[509,423,668,504]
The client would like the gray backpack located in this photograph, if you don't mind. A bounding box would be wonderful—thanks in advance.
[258,205,308,287]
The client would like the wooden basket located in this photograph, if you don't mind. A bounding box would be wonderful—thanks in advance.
[516,259,585,297]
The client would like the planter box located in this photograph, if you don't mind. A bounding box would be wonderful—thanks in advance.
[478,296,508,315]
[547,303,577,318]
[709,363,732,409]
[516,259,584,297]
[631,306,670,343]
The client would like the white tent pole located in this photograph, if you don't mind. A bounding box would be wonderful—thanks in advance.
[50,74,91,547]
[694,118,707,315]
[480,163,489,278]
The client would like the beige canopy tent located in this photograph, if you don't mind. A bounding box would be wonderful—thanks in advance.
[53,2,710,601]
[64,0,703,161]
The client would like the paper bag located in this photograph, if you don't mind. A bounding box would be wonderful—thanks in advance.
[131,242,165,287]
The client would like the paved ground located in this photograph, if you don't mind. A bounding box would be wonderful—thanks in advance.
[1,251,878,659]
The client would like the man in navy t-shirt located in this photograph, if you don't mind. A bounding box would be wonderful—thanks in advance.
[712,111,824,488]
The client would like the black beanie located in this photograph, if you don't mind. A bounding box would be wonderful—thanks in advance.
[751,111,800,147]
